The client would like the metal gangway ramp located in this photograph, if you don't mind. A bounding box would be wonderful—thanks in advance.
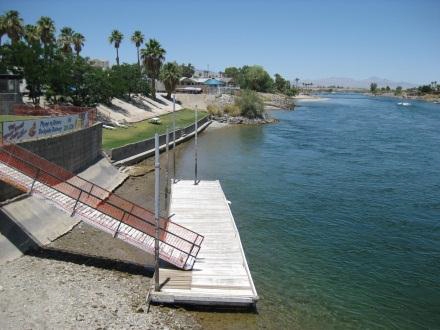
[0,144,203,270]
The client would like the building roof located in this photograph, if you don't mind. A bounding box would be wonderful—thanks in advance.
[204,78,225,86]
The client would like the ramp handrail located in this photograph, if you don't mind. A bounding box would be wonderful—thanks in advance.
[0,144,203,269]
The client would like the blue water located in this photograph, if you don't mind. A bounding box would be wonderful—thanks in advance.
[175,94,440,329]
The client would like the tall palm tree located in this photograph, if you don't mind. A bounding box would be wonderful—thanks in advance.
[58,26,74,54]
[36,16,55,49]
[295,78,300,88]
[131,30,144,67]
[109,29,123,65]
[141,38,166,99]
[24,24,40,45]
[72,32,85,56]
[3,10,24,44]
[160,62,181,99]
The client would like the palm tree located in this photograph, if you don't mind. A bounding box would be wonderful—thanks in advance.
[160,62,181,99]
[58,26,74,54]
[3,10,24,44]
[295,78,300,88]
[131,30,144,67]
[141,38,166,99]
[36,16,55,49]
[24,24,40,45]
[72,32,85,56]
[109,30,123,65]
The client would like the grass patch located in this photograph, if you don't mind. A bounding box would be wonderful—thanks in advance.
[102,109,207,150]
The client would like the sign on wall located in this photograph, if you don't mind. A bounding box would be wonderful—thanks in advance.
[2,112,89,144]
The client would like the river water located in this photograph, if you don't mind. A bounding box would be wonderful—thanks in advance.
[167,94,440,329]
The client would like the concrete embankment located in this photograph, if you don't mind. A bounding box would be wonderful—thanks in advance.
[109,116,211,166]
[0,157,128,265]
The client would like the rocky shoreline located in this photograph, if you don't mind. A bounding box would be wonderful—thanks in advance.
[211,114,279,125]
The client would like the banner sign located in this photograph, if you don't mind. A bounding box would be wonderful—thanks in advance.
[2,112,89,144]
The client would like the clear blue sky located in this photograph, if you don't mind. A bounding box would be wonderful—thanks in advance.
[1,0,439,84]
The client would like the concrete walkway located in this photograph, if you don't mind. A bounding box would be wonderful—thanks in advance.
[0,158,128,265]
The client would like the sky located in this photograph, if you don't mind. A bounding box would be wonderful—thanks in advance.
[1,0,439,84]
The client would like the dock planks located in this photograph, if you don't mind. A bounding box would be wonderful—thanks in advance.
[150,180,259,307]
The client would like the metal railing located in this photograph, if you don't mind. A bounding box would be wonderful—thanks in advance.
[0,144,203,269]
[109,115,210,161]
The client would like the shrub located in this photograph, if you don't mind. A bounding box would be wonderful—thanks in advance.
[207,104,223,116]
[223,104,241,117]
[235,89,265,119]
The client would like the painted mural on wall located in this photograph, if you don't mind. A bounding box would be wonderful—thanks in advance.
[2,112,89,144]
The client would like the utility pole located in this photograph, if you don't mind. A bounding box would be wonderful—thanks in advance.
[154,133,160,292]
[194,105,198,185]
[172,94,176,183]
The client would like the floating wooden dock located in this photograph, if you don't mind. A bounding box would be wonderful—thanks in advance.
[150,180,259,307]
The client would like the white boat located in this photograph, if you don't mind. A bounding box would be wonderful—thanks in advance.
[397,102,411,106]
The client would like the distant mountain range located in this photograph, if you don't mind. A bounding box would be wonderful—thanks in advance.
[301,77,417,89]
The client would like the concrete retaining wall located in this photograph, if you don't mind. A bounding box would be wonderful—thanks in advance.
[109,116,210,162]
[0,123,103,201]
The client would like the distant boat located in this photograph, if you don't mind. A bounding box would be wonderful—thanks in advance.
[397,102,411,106]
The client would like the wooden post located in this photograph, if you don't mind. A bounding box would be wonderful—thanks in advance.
[154,133,160,292]
[194,105,198,185]
[172,94,176,183]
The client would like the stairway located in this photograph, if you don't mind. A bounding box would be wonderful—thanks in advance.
[0,144,203,270]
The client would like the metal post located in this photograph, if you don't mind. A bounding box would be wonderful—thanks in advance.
[172,94,176,183]
[194,106,198,185]
[30,169,40,193]
[164,128,170,204]
[71,191,83,217]
[154,133,160,292]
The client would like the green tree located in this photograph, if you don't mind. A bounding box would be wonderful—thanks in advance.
[130,30,144,67]
[72,32,85,56]
[109,29,123,66]
[45,50,75,103]
[224,66,240,81]
[370,82,378,94]
[395,86,403,95]
[418,85,433,94]
[179,63,195,78]
[160,61,181,98]
[36,16,55,52]
[141,38,166,99]
[274,73,291,94]
[239,65,273,92]
[386,86,390,92]
[3,10,24,45]
[236,89,265,119]
[9,41,45,104]
[58,26,74,54]
[109,63,146,98]
[24,24,40,45]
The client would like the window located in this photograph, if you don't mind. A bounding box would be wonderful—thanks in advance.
[0,80,7,92]
[8,80,15,92]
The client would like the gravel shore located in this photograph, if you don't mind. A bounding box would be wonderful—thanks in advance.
[0,221,201,329]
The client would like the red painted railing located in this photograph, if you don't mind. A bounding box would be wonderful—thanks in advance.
[0,144,203,269]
